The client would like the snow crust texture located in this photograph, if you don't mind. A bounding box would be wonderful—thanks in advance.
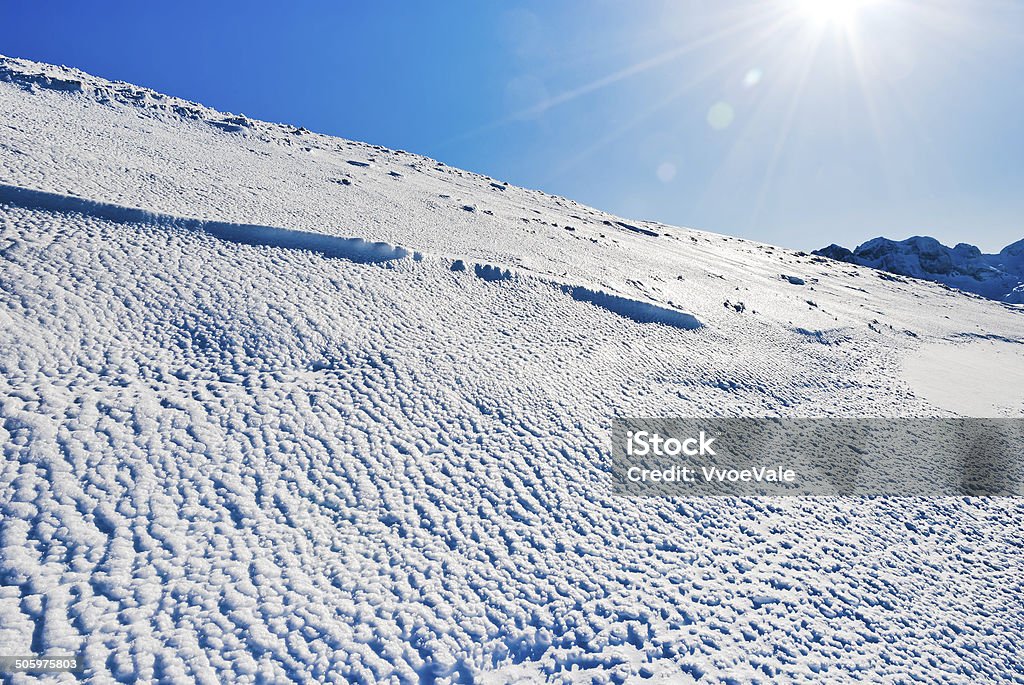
[2,55,1024,683]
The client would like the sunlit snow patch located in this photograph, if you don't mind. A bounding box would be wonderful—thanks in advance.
[904,339,1024,416]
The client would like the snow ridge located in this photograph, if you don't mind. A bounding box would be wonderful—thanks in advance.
[0,182,703,331]
[0,183,412,264]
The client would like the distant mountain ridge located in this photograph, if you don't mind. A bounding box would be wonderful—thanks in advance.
[815,236,1024,303]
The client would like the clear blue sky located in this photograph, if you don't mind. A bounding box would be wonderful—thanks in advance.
[2,0,1022,251]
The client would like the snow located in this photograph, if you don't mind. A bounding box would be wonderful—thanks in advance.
[903,339,1024,417]
[1,53,1023,683]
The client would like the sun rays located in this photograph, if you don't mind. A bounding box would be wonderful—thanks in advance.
[435,0,992,242]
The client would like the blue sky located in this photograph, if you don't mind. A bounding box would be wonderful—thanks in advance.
[2,0,1022,251]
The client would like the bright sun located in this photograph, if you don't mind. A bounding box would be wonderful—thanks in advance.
[793,0,879,26]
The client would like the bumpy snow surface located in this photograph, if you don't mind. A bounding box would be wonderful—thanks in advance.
[2,55,1024,684]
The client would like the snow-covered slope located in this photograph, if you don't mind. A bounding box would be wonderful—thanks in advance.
[1,55,1023,683]
[815,236,1024,303]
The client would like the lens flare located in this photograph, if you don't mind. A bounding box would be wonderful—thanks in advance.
[707,102,735,130]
